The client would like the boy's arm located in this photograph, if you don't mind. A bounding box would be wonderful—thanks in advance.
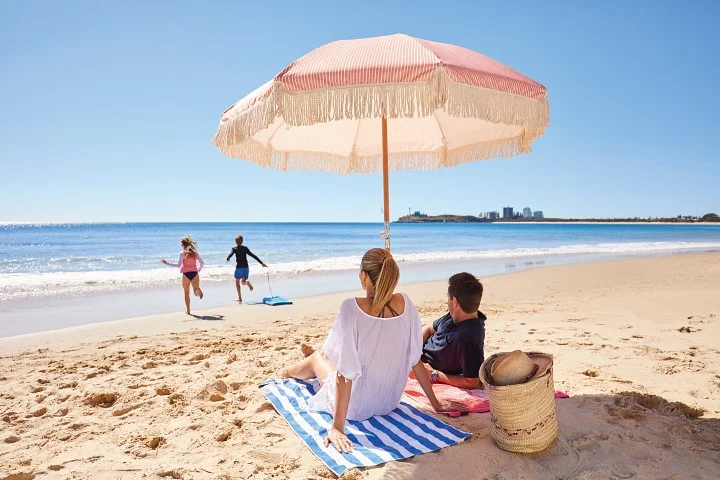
[226,248,235,262]
[246,248,266,266]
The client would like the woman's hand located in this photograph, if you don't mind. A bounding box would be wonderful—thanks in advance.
[324,426,353,453]
[161,259,168,265]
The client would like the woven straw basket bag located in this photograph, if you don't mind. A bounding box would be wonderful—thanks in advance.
[479,352,558,453]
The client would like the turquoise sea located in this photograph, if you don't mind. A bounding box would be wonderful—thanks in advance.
[1,222,719,336]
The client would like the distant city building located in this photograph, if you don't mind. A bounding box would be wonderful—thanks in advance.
[486,211,499,221]
[523,207,532,218]
[413,211,422,217]
[502,207,514,219]
[533,210,544,219]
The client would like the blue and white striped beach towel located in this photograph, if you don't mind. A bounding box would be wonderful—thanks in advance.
[259,378,471,476]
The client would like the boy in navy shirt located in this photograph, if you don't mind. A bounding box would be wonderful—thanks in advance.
[226,234,267,303]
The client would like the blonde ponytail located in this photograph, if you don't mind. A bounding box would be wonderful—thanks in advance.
[361,248,400,316]
[180,236,197,257]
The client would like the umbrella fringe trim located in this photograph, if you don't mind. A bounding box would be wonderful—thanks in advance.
[216,134,531,174]
[211,69,549,147]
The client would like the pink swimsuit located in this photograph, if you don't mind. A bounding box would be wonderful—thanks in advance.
[166,252,204,273]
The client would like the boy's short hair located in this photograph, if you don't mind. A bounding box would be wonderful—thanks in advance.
[235,235,244,245]
[448,273,483,314]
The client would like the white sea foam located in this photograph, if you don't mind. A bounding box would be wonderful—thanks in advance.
[1,241,719,302]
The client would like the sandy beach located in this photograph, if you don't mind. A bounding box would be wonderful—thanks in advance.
[1,253,719,479]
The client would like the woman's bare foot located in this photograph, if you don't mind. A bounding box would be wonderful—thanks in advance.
[279,368,292,379]
[197,288,204,299]
[301,344,315,357]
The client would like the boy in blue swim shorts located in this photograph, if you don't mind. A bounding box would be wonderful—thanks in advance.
[226,234,267,304]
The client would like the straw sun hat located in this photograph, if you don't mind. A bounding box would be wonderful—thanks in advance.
[490,350,552,386]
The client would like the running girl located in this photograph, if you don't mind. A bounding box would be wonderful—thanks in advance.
[162,236,204,315]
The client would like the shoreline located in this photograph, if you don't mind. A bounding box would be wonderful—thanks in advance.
[1,251,717,354]
[4,248,720,338]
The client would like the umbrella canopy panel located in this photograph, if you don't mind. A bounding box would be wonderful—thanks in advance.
[212,33,548,175]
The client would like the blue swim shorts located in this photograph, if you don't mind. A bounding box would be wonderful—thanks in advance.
[234,268,250,280]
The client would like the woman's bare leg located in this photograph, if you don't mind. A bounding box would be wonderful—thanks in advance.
[182,276,191,315]
[191,275,203,299]
[281,351,334,384]
[235,279,242,303]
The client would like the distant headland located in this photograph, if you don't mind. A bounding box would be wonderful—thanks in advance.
[395,212,720,224]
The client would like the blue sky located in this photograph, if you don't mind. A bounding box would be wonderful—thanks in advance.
[1,1,718,222]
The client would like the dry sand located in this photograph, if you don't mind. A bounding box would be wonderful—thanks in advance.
[1,253,719,479]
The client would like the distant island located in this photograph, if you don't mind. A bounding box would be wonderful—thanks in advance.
[395,212,720,224]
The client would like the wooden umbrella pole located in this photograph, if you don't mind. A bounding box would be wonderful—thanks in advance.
[381,116,390,251]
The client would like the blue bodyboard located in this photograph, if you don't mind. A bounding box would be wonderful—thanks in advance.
[263,296,293,306]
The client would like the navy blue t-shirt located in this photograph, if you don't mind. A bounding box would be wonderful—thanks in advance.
[421,312,486,378]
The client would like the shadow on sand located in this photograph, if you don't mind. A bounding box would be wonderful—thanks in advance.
[183,314,225,321]
[373,391,719,480]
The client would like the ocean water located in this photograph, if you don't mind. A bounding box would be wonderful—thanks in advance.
[2,222,720,304]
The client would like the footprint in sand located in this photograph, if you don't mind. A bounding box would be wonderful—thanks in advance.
[534,438,582,478]
[112,403,143,417]
[1,473,35,480]
[145,436,165,449]
[255,402,275,413]
[568,435,601,453]
[168,394,186,406]
[85,393,118,408]
[157,469,183,479]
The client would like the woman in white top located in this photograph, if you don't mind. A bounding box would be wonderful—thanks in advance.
[281,248,452,453]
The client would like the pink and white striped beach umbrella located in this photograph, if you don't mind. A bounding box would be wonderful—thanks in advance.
[212,34,549,248]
